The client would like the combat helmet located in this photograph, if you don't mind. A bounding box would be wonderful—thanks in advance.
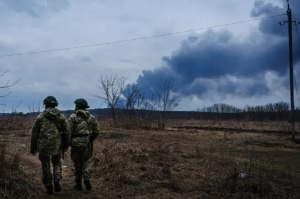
[74,98,90,109]
[43,96,58,107]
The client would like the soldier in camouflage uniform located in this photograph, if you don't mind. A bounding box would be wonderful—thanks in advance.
[30,96,70,194]
[68,98,99,191]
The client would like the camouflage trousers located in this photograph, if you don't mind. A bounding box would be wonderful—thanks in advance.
[38,154,62,187]
[71,147,91,183]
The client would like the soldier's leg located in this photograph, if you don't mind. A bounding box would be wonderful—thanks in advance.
[82,147,91,179]
[71,147,83,190]
[82,147,92,190]
[51,154,62,192]
[38,155,53,194]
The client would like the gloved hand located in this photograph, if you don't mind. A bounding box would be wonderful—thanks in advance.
[90,135,96,142]
[63,145,69,152]
[30,150,37,156]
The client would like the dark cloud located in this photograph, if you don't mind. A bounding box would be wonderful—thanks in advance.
[136,67,177,96]
[251,0,286,36]
[217,76,270,97]
[0,0,70,17]
[174,75,270,99]
[251,1,284,17]
[134,0,300,100]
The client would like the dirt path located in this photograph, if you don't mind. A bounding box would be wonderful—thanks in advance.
[8,138,103,199]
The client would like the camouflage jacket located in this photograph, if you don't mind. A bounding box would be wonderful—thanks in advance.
[68,109,99,147]
[30,107,70,156]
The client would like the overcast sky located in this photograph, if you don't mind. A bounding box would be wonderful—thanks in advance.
[0,0,300,113]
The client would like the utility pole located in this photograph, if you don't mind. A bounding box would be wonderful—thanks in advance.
[280,0,299,142]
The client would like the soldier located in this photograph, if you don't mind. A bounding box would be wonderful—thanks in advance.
[30,96,70,194]
[68,98,99,191]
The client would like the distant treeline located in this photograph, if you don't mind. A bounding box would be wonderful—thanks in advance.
[3,101,299,122]
[101,101,300,122]
[191,101,299,121]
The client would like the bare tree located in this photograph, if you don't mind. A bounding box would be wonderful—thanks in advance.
[28,101,42,124]
[155,79,181,129]
[0,70,21,100]
[28,102,42,114]
[123,83,144,127]
[0,70,21,133]
[138,94,157,130]
[94,75,127,125]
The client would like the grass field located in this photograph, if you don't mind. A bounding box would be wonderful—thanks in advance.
[0,119,300,198]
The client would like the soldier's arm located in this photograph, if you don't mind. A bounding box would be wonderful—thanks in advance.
[68,114,75,136]
[30,117,40,153]
[61,115,71,146]
[90,116,100,141]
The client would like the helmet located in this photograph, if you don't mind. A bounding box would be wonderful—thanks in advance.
[74,98,90,108]
[43,96,58,106]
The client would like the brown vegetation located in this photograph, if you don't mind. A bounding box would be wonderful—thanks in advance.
[0,118,300,198]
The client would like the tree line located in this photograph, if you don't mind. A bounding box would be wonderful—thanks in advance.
[193,102,300,121]
[95,76,298,129]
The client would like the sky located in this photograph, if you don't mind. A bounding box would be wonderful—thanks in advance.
[0,0,300,113]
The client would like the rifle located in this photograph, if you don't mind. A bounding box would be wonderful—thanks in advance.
[61,134,66,160]
[89,140,93,158]
[55,122,66,160]
[84,117,93,158]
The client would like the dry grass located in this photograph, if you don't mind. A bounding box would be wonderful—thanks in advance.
[0,119,300,198]
[0,143,40,199]
[87,129,300,198]
[170,119,298,133]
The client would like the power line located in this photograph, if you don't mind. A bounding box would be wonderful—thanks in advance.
[0,13,285,58]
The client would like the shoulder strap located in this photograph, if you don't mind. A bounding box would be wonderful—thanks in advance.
[83,116,92,132]
[43,114,62,132]
[74,112,91,132]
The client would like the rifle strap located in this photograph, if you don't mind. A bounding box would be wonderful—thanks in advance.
[44,114,62,132]
[84,116,92,133]
[75,112,92,134]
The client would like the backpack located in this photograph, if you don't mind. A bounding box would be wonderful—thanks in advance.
[37,114,62,156]
[70,113,91,147]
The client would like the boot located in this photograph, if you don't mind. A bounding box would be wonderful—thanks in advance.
[84,176,92,191]
[74,180,82,190]
[54,179,61,192]
[45,185,53,194]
